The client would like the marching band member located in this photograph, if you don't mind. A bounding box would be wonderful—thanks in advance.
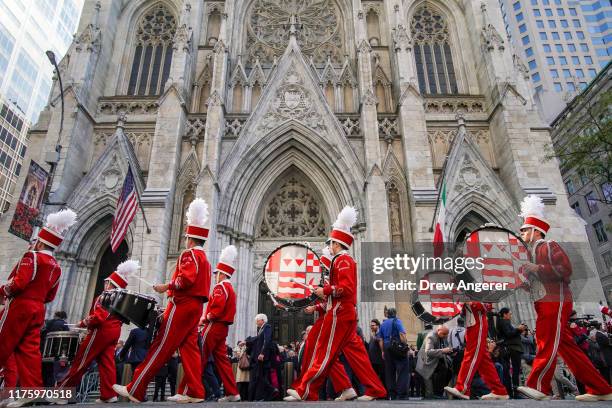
[600,302,612,318]
[287,207,387,401]
[284,247,355,401]
[198,245,240,402]
[114,198,211,403]
[53,260,140,404]
[444,302,509,400]
[0,209,76,408]
[515,196,612,402]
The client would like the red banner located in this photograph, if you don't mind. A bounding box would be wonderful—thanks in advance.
[8,161,48,241]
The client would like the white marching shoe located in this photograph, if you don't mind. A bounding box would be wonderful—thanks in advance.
[218,394,241,402]
[283,396,298,401]
[286,389,302,401]
[166,394,186,402]
[481,393,509,400]
[517,386,549,400]
[95,396,118,403]
[575,393,612,402]
[111,384,141,403]
[334,388,357,401]
[444,386,469,400]
[6,398,38,408]
[356,395,377,401]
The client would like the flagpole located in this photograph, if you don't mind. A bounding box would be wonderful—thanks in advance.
[429,115,465,232]
[126,159,151,234]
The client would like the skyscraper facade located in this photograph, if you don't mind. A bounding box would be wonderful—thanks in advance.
[499,0,609,122]
[0,97,28,215]
[579,0,612,68]
[0,0,84,124]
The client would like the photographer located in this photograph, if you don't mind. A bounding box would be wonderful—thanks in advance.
[496,307,526,398]
[590,322,612,384]
[416,325,453,398]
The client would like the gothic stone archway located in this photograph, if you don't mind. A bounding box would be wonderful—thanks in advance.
[253,169,329,344]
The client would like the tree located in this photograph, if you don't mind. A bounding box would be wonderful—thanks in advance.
[548,90,612,205]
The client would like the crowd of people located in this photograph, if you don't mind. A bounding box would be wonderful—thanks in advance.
[2,197,612,405]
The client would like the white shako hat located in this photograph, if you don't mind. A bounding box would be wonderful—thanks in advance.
[37,209,77,249]
[216,245,238,277]
[185,198,209,241]
[326,206,358,248]
[106,259,140,289]
[519,195,550,235]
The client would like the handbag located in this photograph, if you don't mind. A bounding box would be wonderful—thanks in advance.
[388,318,409,358]
[238,350,250,370]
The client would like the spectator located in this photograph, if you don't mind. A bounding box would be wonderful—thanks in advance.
[246,314,275,401]
[41,311,69,387]
[378,308,410,400]
[153,362,169,401]
[234,341,250,400]
[167,352,178,398]
[448,317,465,385]
[368,319,385,389]
[416,324,433,351]
[119,327,151,372]
[115,340,125,384]
[496,307,526,398]
[589,323,612,384]
[521,328,536,378]
[415,325,453,398]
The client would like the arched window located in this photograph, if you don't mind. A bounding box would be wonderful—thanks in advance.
[127,4,177,96]
[411,4,458,95]
[366,9,381,46]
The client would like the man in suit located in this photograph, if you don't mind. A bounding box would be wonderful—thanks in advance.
[41,311,70,387]
[415,325,453,398]
[247,314,275,401]
[119,327,151,372]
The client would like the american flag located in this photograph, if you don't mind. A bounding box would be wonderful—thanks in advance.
[265,246,321,299]
[110,167,138,252]
[464,229,530,288]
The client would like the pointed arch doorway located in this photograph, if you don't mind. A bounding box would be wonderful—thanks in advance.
[253,168,329,344]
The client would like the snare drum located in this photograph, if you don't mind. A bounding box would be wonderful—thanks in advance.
[411,271,462,324]
[108,289,157,328]
[42,331,81,363]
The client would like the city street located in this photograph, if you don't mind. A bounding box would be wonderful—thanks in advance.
[79,400,611,408]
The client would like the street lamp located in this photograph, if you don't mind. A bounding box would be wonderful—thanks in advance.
[42,50,65,206]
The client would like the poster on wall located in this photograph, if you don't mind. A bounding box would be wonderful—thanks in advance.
[8,160,49,241]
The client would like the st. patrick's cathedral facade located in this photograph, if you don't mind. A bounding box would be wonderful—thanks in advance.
[0,0,606,344]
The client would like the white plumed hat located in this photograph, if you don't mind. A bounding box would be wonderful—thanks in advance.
[326,206,358,248]
[216,245,238,277]
[519,195,550,234]
[185,198,209,241]
[106,259,140,289]
[38,209,77,249]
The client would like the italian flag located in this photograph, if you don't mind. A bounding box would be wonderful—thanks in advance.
[433,181,446,257]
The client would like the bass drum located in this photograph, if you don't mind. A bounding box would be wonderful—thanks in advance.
[411,271,461,325]
[261,242,325,310]
[458,224,531,302]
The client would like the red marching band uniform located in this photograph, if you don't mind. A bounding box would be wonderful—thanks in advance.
[516,196,612,402]
[288,206,386,401]
[288,247,353,401]
[445,302,508,400]
[0,209,76,395]
[114,198,211,403]
[199,245,240,402]
[57,260,140,402]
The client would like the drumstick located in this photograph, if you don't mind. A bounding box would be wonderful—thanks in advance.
[135,276,155,286]
[289,278,314,291]
[267,292,286,310]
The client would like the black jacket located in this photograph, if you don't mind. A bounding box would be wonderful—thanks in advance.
[247,323,274,364]
[120,328,151,364]
[496,318,523,353]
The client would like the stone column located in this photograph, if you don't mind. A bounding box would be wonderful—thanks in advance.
[197,5,231,257]
[353,1,390,328]
[141,2,200,283]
